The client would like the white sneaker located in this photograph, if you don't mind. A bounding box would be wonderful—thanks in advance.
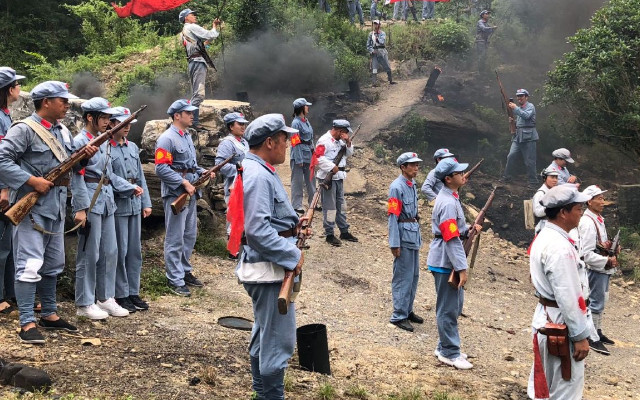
[97,298,129,317]
[434,349,468,359]
[77,304,109,320]
[438,354,473,370]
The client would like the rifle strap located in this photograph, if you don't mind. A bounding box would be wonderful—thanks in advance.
[586,214,604,245]
[17,119,68,163]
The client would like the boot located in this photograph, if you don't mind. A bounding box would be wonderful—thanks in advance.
[388,71,397,85]
[371,73,379,87]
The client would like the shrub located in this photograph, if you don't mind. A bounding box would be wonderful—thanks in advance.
[430,19,471,56]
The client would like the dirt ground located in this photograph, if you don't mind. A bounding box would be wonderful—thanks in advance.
[2,79,640,400]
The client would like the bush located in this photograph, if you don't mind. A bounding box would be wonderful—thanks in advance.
[389,19,470,61]
[430,19,471,56]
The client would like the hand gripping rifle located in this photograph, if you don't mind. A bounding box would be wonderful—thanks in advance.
[319,123,362,190]
[495,71,516,135]
[277,188,321,315]
[170,155,233,215]
[601,229,621,270]
[448,187,497,288]
[463,158,484,180]
[1,105,147,226]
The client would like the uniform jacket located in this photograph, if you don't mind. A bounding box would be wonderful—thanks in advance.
[366,30,387,54]
[155,125,206,198]
[420,168,442,201]
[388,174,422,250]
[0,108,12,189]
[215,134,248,197]
[290,116,313,165]
[181,23,219,64]
[109,138,152,216]
[0,113,82,221]
[547,161,572,185]
[315,131,353,181]
[512,102,538,143]
[235,152,302,284]
[475,19,495,43]
[427,186,469,271]
[532,183,551,232]
[577,208,612,274]
[72,130,136,215]
[529,222,590,341]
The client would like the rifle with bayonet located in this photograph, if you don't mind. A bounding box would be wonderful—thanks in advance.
[463,158,484,180]
[599,229,621,270]
[277,187,321,314]
[448,187,497,288]
[170,155,233,215]
[495,71,516,135]
[319,122,362,190]
[1,105,147,227]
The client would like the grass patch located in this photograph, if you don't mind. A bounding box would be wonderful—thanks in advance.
[432,391,464,400]
[373,143,387,159]
[194,236,229,258]
[140,265,172,300]
[387,387,424,400]
[317,381,336,400]
[619,226,640,251]
[284,371,294,392]
[344,384,369,399]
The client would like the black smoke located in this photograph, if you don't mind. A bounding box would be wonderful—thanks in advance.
[71,72,104,100]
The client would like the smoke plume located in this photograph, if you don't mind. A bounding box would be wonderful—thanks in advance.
[71,72,105,100]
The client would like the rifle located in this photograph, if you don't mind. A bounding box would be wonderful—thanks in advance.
[277,188,321,315]
[196,40,217,71]
[463,158,484,180]
[601,229,621,270]
[495,71,516,135]
[1,105,147,226]
[448,187,497,288]
[319,123,362,190]
[170,155,233,215]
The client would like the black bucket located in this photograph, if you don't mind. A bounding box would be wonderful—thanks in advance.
[296,324,331,375]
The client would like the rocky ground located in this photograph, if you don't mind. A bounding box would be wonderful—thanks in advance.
[2,79,640,400]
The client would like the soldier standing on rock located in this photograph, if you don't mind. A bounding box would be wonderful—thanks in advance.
[476,10,497,72]
[233,114,306,400]
[155,99,213,297]
[528,185,590,399]
[501,89,538,188]
[388,152,424,332]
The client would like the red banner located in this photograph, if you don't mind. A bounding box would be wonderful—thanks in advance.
[227,170,244,257]
[111,0,191,18]
[387,0,450,3]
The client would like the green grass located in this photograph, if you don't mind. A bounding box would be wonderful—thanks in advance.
[387,387,424,400]
[432,391,464,400]
[284,372,294,392]
[317,381,336,400]
[140,265,172,300]
[194,236,229,258]
[373,142,387,159]
[344,384,369,399]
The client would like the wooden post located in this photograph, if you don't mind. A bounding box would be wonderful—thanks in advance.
[523,199,535,230]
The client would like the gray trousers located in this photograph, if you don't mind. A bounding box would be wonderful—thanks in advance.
[318,0,331,12]
[476,41,488,72]
[372,49,393,84]
[75,211,118,306]
[115,214,143,298]
[503,140,538,184]
[321,179,349,235]
[370,2,383,19]
[390,247,420,322]
[347,0,364,24]
[403,1,418,21]
[290,160,316,210]
[433,271,464,359]
[188,61,207,125]
[13,214,65,326]
[392,1,403,19]
[244,283,296,399]
[163,195,197,287]
[0,220,14,300]
[587,270,610,315]
[422,1,434,18]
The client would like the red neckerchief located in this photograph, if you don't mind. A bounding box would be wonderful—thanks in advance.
[452,191,459,199]
[300,117,307,123]
[110,139,118,147]
[235,136,242,142]
[405,180,413,187]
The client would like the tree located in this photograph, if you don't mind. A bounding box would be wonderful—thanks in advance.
[543,0,640,156]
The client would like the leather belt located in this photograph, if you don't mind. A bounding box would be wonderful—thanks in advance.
[84,177,110,185]
[539,297,590,308]
[398,217,419,223]
[434,234,443,239]
[241,227,298,245]
[188,53,203,60]
[338,167,346,171]
[374,45,385,49]
[301,140,312,146]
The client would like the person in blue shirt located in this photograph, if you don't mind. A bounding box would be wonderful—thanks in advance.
[290,98,316,214]
[501,89,539,187]
[421,148,455,202]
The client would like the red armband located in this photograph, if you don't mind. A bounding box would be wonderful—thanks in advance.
[439,218,460,242]
[387,197,401,216]
[290,133,301,147]
[155,148,173,165]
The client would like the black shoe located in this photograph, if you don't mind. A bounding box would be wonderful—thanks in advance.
[184,272,204,287]
[129,295,149,311]
[408,312,424,324]
[295,209,305,215]
[228,252,239,260]
[598,329,615,345]
[19,327,45,344]
[326,235,342,247]
[38,317,78,332]
[168,284,191,297]
[389,81,398,85]
[392,319,414,332]
[115,297,137,313]
[589,339,610,355]
[340,231,359,242]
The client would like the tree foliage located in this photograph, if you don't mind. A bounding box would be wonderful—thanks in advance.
[544,0,640,155]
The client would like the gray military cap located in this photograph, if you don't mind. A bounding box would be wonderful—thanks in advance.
[0,67,25,89]
[81,97,118,115]
[540,167,560,177]
[552,148,574,163]
[433,148,455,160]
[223,112,249,125]
[31,81,78,101]
[332,119,353,133]
[167,99,198,115]
[516,88,529,96]
[582,185,607,199]
[110,107,137,124]
[179,8,195,23]
[293,98,312,108]
[244,114,298,146]
[434,157,468,180]
[397,152,422,166]
[541,184,590,209]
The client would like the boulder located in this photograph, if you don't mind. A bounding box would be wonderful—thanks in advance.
[0,362,26,385]
[13,366,53,393]
[10,92,85,136]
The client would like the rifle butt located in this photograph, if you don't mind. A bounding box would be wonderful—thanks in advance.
[4,192,40,226]
[171,194,188,215]
[278,271,295,315]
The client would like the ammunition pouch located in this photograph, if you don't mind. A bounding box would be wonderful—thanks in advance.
[538,323,571,381]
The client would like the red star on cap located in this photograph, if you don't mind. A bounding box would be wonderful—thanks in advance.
[65,83,69,89]
[124,109,129,114]
[412,153,416,157]
[186,100,191,104]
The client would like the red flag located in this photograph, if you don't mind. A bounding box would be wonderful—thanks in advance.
[227,167,244,257]
[388,0,450,3]
[111,0,191,18]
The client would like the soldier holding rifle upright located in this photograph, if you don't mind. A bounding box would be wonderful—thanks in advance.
[528,185,591,400]
[0,81,98,343]
[155,99,213,297]
[233,114,305,400]
[367,20,397,87]
[501,88,538,188]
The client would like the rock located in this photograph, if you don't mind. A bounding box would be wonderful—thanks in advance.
[13,366,53,393]
[503,354,515,361]
[465,192,476,200]
[605,377,619,386]
[81,338,102,346]
[161,363,173,368]
[500,377,515,384]
[501,223,509,229]
[136,329,149,336]
[10,92,85,135]
[0,363,25,385]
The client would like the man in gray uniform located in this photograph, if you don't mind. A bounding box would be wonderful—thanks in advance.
[235,114,304,400]
[367,20,397,86]
[388,152,423,332]
[179,8,221,131]
[501,88,539,187]
[428,157,480,370]
[422,0,435,20]
[156,99,212,297]
[421,148,455,202]
[370,0,387,21]
[0,81,98,343]
[476,10,497,71]
[290,98,315,214]
[547,148,578,185]
[347,0,365,25]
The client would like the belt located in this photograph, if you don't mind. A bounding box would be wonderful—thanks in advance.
[241,227,298,245]
[188,53,203,60]
[539,297,590,308]
[84,177,111,185]
[374,45,385,49]
[398,217,419,223]
[517,126,535,129]
[338,167,346,171]
[301,140,312,146]
[172,168,196,174]
[434,234,443,239]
